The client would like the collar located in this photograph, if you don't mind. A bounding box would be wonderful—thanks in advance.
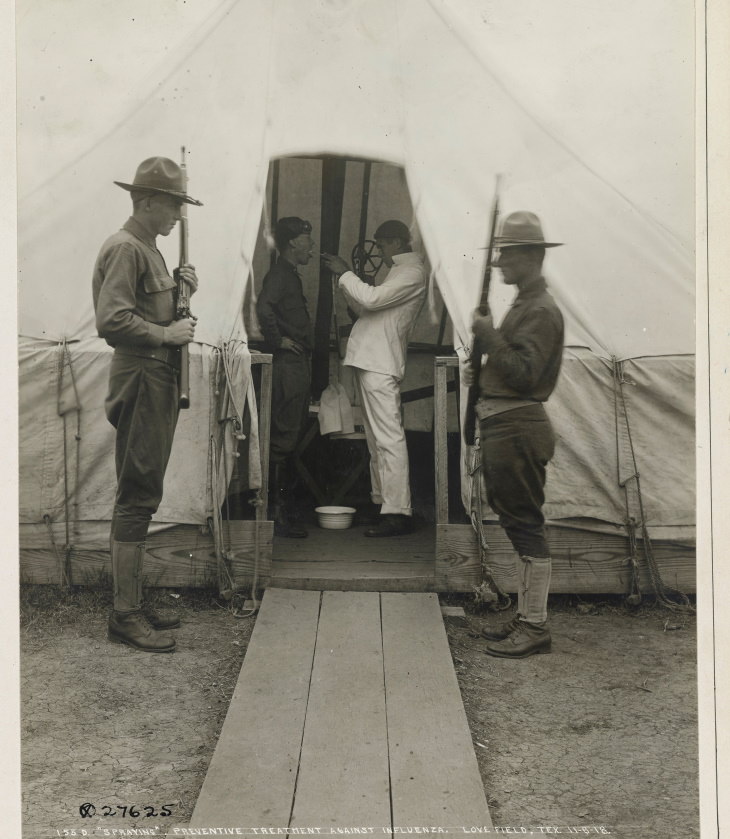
[516,275,547,300]
[277,255,299,273]
[123,217,157,248]
[392,251,423,267]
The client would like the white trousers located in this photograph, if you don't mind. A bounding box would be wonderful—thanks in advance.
[355,368,412,516]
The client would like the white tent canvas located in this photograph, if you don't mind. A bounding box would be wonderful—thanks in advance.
[16,0,694,548]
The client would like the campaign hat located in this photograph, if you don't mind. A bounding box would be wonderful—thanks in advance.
[114,157,203,206]
[493,211,562,248]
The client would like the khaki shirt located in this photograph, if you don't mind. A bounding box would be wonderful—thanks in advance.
[477,276,564,401]
[92,217,176,347]
[255,256,313,352]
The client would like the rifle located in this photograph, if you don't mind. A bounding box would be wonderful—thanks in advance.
[177,146,192,409]
[463,177,501,445]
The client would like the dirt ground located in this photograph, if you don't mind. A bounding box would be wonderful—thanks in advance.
[19,586,698,839]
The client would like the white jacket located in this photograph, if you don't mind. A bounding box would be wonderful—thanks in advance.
[339,252,426,380]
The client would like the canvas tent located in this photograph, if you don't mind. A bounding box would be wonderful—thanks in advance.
[17,0,694,592]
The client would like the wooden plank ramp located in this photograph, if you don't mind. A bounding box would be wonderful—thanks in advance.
[185,589,492,835]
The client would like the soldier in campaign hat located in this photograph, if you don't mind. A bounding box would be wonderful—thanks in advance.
[256,216,316,538]
[92,156,202,652]
[465,211,564,659]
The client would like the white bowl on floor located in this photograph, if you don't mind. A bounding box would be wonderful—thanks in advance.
[315,506,357,530]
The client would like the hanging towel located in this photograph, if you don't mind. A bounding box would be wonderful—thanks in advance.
[318,383,355,435]
[337,382,355,434]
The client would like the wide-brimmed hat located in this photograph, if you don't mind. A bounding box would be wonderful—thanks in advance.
[492,211,562,248]
[114,157,203,206]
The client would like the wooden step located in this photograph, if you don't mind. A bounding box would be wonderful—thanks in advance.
[188,589,492,833]
[271,525,437,592]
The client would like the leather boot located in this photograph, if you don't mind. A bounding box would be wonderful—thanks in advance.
[484,619,551,658]
[109,611,176,653]
[481,613,524,642]
[484,555,553,658]
[141,604,181,630]
[481,555,526,640]
[108,540,176,652]
[271,461,307,538]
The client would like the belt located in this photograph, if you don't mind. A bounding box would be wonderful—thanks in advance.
[114,344,182,369]
[476,397,539,420]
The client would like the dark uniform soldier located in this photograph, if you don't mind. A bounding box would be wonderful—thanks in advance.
[255,217,315,538]
[92,156,202,653]
[466,211,564,659]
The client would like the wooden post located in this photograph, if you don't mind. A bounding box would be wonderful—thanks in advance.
[434,356,453,525]
[269,159,280,271]
[358,161,372,244]
[254,353,273,522]
[312,156,347,399]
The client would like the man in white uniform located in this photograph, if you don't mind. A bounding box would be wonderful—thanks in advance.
[322,220,426,537]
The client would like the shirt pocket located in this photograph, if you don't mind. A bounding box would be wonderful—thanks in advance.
[279,296,308,318]
[143,272,176,295]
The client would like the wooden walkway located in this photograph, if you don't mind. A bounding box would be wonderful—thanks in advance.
[188,589,492,834]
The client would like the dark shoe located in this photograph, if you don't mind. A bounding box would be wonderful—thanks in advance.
[355,504,381,527]
[142,605,181,630]
[481,613,524,642]
[274,520,308,538]
[108,611,176,653]
[364,514,413,538]
[484,620,551,659]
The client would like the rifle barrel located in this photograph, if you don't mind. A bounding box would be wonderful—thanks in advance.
[463,177,501,445]
[178,146,191,410]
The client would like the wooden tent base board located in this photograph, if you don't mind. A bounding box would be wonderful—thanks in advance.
[185,589,492,833]
[435,523,696,594]
[20,520,695,595]
[19,520,274,589]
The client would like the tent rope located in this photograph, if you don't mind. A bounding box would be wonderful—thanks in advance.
[611,358,693,612]
[208,437,236,597]
[208,342,260,618]
[467,437,511,610]
[43,514,68,589]
[55,340,83,587]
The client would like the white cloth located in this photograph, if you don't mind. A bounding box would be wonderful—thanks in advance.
[339,251,427,380]
[317,382,355,436]
[355,369,412,517]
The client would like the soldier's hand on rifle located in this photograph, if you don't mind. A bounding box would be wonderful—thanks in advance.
[175,264,199,295]
[471,309,496,344]
[461,364,476,387]
[164,318,197,345]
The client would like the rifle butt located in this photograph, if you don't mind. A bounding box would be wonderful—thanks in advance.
[179,344,191,409]
[463,386,478,446]
[462,353,482,446]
